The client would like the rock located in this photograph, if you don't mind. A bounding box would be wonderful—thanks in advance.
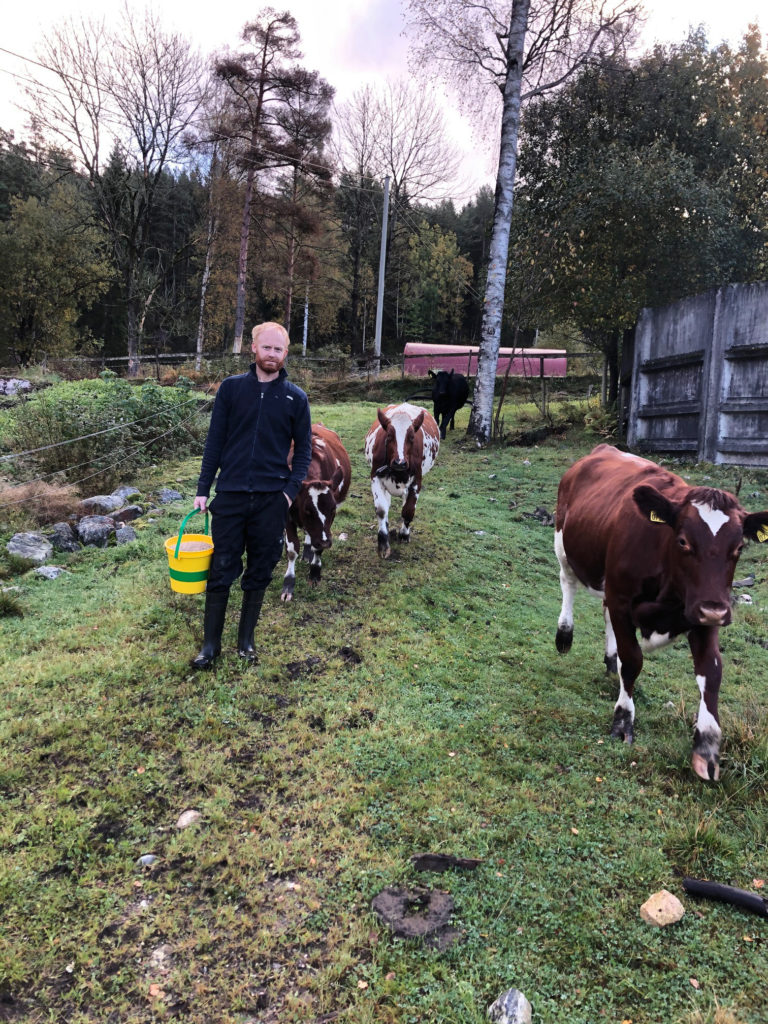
[113,504,143,524]
[111,485,141,502]
[137,854,158,867]
[7,532,53,564]
[77,515,116,547]
[115,525,137,545]
[79,494,124,515]
[35,566,69,580]
[47,522,81,553]
[640,889,685,927]
[149,944,174,973]
[488,989,532,1024]
[0,378,32,396]
[175,809,202,829]
[158,488,183,504]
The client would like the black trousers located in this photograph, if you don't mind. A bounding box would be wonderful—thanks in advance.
[206,491,287,594]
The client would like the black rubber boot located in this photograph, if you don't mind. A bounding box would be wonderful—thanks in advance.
[191,589,229,670]
[237,589,264,663]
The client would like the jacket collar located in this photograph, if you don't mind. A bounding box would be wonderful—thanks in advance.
[249,364,288,384]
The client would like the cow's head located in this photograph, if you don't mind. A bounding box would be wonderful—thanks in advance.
[376,408,425,481]
[634,484,768,626]
[294,464,345,551]
[429,369,454,400]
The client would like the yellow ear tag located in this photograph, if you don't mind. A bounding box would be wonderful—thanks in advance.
[757,525,768,543]
[649,510,665,524]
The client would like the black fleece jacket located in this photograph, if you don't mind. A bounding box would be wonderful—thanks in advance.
[196,365,312,501]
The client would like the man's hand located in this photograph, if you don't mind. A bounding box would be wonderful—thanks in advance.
[193,495,207,512]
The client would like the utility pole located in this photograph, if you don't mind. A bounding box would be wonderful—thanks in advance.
[373,175,390,377]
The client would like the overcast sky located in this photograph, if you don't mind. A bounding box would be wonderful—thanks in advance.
[1,0,764,201]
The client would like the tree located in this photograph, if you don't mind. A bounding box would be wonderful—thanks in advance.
[512,30,766,400]
[406,0,640,444]
[26,7,205,374]
[401,220,473,342]
[0,181,113,364]
[271,68,333,331]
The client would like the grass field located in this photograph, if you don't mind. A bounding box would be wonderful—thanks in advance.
[1,399,767,1024]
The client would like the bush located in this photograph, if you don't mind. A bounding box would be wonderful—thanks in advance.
[3,377,207,493]
[0,480,81,532]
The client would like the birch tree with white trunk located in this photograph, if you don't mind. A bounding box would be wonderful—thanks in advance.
[406,0,641,444]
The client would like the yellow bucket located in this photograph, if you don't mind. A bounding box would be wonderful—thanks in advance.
[165,509,214,594]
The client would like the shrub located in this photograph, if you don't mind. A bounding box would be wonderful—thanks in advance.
[4,377,207,493]
[0,480,81,532]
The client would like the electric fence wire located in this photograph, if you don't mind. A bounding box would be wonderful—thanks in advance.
[0,377,224,512]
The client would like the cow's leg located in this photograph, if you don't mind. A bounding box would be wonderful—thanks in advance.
[371,477,392,558]
[302,531,312,563]
[609,611,643,744]
[281,521,300,602]
[604,602,618,674]
[398,484,420,541]
[308,547,322,584]
[688,627,722,782]
[554,530,578,653]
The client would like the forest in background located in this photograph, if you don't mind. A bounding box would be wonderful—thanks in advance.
[0,6,767,381]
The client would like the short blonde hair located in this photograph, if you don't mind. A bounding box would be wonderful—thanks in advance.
[251,321,290,346]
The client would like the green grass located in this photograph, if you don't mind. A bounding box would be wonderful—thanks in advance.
[1,402,767,1023]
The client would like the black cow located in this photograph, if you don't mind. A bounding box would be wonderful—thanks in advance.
[428,369,469,439]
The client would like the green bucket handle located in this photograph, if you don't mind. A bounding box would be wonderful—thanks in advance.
[174,508,210,560]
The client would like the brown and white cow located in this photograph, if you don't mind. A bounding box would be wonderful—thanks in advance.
[281,424,351,602]
[555,444,768,781]
[364,403,440,558]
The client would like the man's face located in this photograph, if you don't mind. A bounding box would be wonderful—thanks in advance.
[252,328,289,374]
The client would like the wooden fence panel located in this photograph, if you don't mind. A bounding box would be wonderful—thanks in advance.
[628,283,768,466]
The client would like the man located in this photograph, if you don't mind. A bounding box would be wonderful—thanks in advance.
[191,321,312,669]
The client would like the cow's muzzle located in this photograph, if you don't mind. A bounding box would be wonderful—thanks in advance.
[695,602,731,627]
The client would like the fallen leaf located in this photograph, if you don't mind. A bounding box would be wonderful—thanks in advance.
[753,879,765,889]
[690,978,700,989]
[571,827,579,835]
[136,766,145,774]
[385,972,396,980]
[743,935,753,942]
[149,983,165,998]
[448,751,456,757]
[595,776,603,783]
[357,980,368,990]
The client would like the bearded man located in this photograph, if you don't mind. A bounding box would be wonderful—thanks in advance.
[191,322,312,669]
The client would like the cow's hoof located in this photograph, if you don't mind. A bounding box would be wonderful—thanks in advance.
[302,543,312,563]
[309,565,322,583]
[398,531,410,543]
[610,708,634,744]
[280,591,293,603]
[555,626,573,654]
[692,752,720,782]
[604,653,618,674]
[379,547,391,559]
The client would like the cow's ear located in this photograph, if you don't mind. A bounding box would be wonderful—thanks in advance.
[448,368,454,377]
[428,370,435,379]
[633,484,678,527]
[412,410,425,433]
[377,408,390,431]
[743,511,768,543]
